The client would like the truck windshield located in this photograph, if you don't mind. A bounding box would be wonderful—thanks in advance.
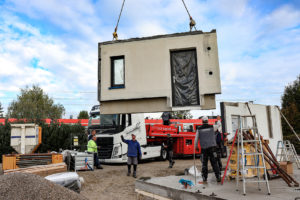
[100,114,119,127]
[97,114,124,134]
[88,112,100,127]
[88,114,124,134]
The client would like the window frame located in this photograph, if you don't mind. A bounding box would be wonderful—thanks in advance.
[110,56,125,88]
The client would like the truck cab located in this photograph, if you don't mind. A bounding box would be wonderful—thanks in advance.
[94,113,161,163]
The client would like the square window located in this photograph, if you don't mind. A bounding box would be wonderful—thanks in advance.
[111,56,125,88]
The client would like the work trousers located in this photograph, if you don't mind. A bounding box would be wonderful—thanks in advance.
[201,147,220,179]
[168,150,174,167]
[93,153,100,167]
[216,144,223,171]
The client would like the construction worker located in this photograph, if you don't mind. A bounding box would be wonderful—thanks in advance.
[195,116,221,182]
[164,134,175,168]
[87,135,103,169]
[214,115,223,173]
[121,134,142,178]
[88,129,96,141]
[161,112,172,125]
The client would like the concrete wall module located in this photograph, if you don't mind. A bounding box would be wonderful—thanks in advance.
[98,30,221,114]
[220,102,283,154]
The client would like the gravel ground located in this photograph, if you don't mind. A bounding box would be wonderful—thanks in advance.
[78,158,216,200]
[0,173,87,200]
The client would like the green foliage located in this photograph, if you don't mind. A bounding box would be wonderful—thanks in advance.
[77,110,89,119]
[7,85,65,121]
[0,102,4,118]
[281,75,300,152]
[38,122,88,152]
[0,119,15,162]
[172,110,193,119]
[0,120,88,162]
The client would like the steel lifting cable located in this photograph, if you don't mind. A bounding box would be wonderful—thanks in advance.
[113,0,126,40]
[112,0,196,40]
[181,0,197,31]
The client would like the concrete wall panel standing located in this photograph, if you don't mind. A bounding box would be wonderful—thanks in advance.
[220,102,283,154]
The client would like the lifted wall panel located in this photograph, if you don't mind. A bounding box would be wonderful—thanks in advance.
[98,31,221,114]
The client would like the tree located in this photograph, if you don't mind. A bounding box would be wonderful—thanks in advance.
[0,102,4,118]
[77,110,89,119]
[172,110,193,119]
[38,122,87,153]
[281,75,300,152]
[7,85,65,121]
[0,119,15,162]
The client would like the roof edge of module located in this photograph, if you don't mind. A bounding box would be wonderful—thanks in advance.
[99,29,216,45]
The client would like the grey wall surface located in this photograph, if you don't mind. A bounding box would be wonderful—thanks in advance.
[98,30,221,114]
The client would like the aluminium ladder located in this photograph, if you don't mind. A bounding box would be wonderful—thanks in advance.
[236,115,270,196]
[276,140,300,169]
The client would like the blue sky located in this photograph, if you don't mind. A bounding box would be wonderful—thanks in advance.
[0,0,299,118]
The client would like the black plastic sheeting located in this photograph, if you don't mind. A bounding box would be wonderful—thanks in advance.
[171,50,200,107]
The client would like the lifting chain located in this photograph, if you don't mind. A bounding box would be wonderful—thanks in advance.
[113,0,126,40]
[181,0,197,31]
[112,0,197,41]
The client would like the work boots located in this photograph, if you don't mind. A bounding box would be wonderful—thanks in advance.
[133,171,137,178]
[216,174,221,182]
[96,165,103,169]
[168,161,175,168]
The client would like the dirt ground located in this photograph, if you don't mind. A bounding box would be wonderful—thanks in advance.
[78,158,206,200]
[0,158,218,200]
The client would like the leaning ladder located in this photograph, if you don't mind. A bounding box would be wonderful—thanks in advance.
[275,140,289,162]
[276,140,300,169]
[236,115,271,196]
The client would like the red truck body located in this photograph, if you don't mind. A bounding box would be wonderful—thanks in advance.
[145,119,219,156]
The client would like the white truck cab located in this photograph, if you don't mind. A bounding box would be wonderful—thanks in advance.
[94,113,163,163]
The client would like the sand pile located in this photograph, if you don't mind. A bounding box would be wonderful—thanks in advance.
[0,173,87,200]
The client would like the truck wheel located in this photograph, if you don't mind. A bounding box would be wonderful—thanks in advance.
[160,149,167,161]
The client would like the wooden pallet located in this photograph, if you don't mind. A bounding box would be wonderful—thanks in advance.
[4,163,67,177]
[2,153,63,170]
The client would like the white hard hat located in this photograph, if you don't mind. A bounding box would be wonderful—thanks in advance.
[202,116,208,121]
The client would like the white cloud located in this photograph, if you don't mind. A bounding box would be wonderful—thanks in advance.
[263,5,300,31]
[0,12,98,116]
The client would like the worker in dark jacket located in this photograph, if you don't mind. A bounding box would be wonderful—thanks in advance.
[195,116,221,182]
[161,112,172,125]
[164,134,175,168]
[121,134,142,178]
[88,129,96,141]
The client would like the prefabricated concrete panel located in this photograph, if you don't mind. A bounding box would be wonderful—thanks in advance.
[220,102,283,153]
[98,30,221,114]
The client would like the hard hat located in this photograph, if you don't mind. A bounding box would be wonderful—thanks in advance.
[202,116,208,121]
